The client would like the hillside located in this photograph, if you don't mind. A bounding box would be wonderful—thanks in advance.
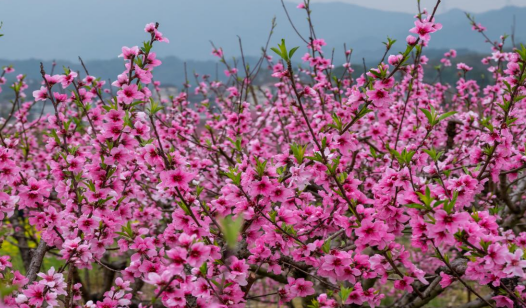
[0,1,523,63]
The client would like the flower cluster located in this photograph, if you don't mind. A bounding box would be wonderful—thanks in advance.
[0,2,526,308]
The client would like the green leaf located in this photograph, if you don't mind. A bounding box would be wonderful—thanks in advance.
[337,172,348,184]
[290,143,307,164]
[222,167,242,185]
[423,148,438,161]
[322,238,331,254]
[269,210,277,222]
[50,129,61,144]
[437,111,457,122]
[114,231,129,238]
[270,47,282,59]
[339,286,353,304]
[330,113,343,131]
[307,299,320,308]
[177,201,191,215]
[405,203,427,210]
[196,185,204,197]
[357,106,373,119]
[210,280,222,287]
[305,152,324,163]
[289,46,300,59]
[384,36,397,48]
[370,146,378,158]
[200,262,208,276]
[220,215,244,249]
[279,39,288,60]
[420,108,434,125]
[255,157,268,177]
[369,69,382,78]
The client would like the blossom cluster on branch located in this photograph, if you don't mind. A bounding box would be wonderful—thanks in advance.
[0,2,526,308]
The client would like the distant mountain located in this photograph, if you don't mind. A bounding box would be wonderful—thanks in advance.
[0,0,522,98]
[0,57,221,88]
[0,0,524,64]
[0,55,265,102]
[0,48,489,101]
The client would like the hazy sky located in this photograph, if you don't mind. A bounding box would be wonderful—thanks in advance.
[305,0,526,13]
[0,0,524,61]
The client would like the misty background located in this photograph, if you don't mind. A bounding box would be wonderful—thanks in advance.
[0,0,525,93]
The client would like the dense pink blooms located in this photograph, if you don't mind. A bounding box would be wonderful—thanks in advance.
[18,177,51,208]
[0,8,525,308]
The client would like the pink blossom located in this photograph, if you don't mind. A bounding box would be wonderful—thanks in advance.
[187,242,210,267]
[503,249,526,277]
[0,13,524,308]
[134,65,153,84]
[439,272,453,288]
[117,84,144,104]
[457,63,473,72]
[159,168,195,191]
[394,276,414,293]
[288,277,314,297]
[60,71,78,88]
[118,46,139,60]
[409,20,438,42]
[23,283,46,306]
[406,35,418,46]
[493,295,514,308]
[366,88,391,107]
[250,176,273,196]
[212,48,223,58]
[18,177,51,208]
[33,86,48,101]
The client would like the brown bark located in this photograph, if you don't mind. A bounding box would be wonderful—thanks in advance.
[26,239,48,284]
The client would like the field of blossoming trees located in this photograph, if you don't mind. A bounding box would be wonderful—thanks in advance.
[0,0,526,307]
